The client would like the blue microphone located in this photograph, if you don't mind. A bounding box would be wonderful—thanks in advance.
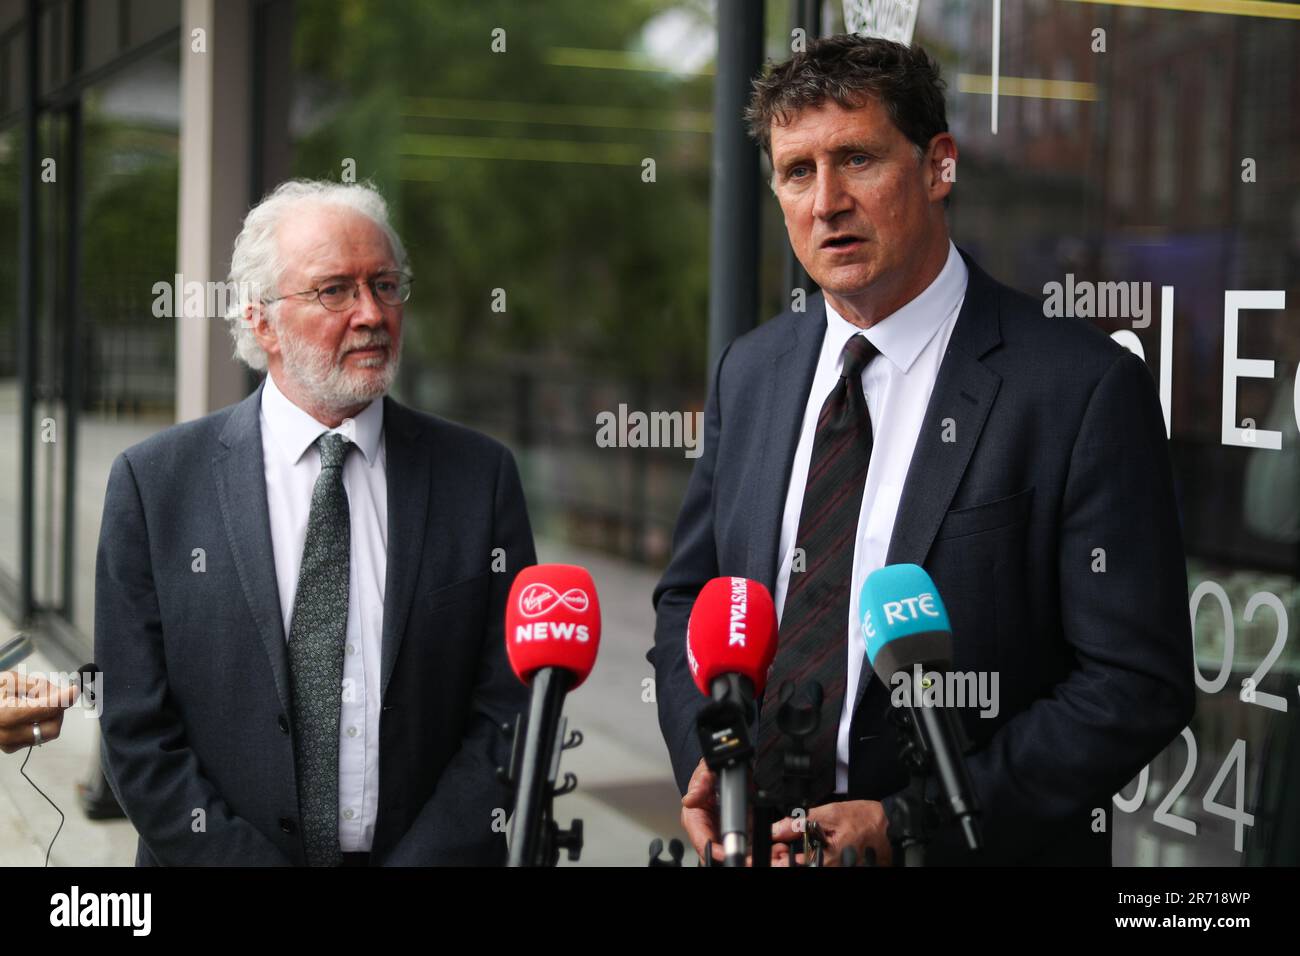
[860,563,954,678]
[859,564,982,852]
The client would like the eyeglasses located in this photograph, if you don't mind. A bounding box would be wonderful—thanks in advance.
[264,271,413,311]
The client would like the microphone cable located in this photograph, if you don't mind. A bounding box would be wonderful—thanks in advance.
[18,740,65,867]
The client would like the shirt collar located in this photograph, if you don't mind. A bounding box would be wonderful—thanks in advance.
[260,371,384,466]
[823,240,968,375]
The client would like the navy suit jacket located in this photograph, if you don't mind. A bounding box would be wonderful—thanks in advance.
[96,383,534,865]
[650,250,1196,865]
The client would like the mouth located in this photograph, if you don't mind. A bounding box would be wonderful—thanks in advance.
[344,345,389,366]
[820,234,866,252]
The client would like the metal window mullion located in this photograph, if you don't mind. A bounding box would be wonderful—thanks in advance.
[58,0,83,622]
[707,0,765,371]
[18,0,39,621]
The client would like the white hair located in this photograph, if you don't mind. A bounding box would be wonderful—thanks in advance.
[224,179,411,371]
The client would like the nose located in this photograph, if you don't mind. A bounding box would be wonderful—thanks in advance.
[811,165,852,222]
[349,280,385,327]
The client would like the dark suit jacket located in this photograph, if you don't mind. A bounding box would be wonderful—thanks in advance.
[650,250,1196,865]
[95,383,534,866]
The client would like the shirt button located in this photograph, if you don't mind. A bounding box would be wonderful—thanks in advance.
[347,643,357,655]
[346,726,358,738]
[277,714,290,734]
[342,808,355,821]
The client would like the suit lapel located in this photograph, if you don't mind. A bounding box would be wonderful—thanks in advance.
[212,389,432,710]
[885,253,1003,567]
[745,296,827,590]
[212,382,291,713]
[853,252,1004,715]
[379,398,430,700]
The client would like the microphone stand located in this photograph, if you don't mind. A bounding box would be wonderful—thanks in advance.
[687,680,878,868]
[886,704,933,866]
[499,669,585,867]
[752,680,821,868]
[647,838,685,867]
[759,680,884,867]
[688,674,979,868]
[885,695,982,866]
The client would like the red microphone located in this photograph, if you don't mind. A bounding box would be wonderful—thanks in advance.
[506,564,601,688]
[686,576,777,697]
[686,577,777,867]
[503,565,601,866]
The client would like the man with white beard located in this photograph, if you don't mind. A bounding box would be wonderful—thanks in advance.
[95,180,536,866]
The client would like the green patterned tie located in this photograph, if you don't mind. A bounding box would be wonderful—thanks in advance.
[288,432,352,867]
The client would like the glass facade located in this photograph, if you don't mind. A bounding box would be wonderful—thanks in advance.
[0,0,1295,866]
[279,0,1300,866]
[897,0,1300,867]
[0,0,179,633]
[70,45,179,637]
[283,0,725,565]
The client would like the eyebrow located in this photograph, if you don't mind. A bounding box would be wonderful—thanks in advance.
[307,268,400,284]
[776,141,885,173]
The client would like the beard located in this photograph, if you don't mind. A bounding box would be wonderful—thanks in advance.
[277,324,401,416]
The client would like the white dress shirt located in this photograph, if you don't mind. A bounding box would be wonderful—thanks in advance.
[260,372,387,852]
[772,240,968,793]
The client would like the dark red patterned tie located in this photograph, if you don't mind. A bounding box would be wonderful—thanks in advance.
[755,333,878,800]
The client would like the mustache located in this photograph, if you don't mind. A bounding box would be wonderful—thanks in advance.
[340,331,394,355]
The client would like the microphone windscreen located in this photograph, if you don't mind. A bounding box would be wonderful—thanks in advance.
[859,564,953,677]
[505,564,601,688]
[686,577,777,697]
[77,662,100,702]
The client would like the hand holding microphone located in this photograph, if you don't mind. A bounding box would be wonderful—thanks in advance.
[680,758,723,864]
[0,637,81,755]
[769,799,892,867]
[0,672,80,754]
[683,577,777,866]
[764,564,981,866]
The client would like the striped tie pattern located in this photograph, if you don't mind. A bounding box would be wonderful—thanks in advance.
[755,333,878,801]
[288,432,352,867]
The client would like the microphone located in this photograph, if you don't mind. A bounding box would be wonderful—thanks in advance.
[78,663,100,714]
[686,576,777,866]
[859,563,982,852]
[504,564,601,866]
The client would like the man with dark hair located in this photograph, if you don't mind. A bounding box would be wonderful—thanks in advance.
[650,35,1194,865]
[745,35,947,163]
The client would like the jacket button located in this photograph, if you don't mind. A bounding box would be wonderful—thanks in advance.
[279,817,296,835]
[278,714,290,734]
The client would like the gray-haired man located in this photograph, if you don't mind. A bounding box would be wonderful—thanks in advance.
[97,180,534,866]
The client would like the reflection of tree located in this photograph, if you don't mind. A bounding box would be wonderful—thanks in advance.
[79,116,179,411]
[290,0,712,384]
[81,121,179,328]
[0,119,177,386]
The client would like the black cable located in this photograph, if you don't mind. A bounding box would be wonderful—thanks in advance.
[19,743,64,867]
